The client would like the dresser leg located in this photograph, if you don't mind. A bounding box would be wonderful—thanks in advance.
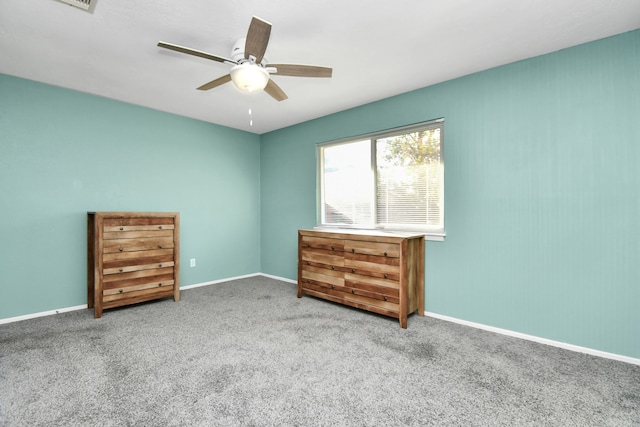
[400,316,407,329]
[93,293,102,318]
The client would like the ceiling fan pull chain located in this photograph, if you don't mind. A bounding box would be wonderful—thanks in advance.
[249,108,253,127]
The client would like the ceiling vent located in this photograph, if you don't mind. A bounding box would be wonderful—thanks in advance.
[56,0,95,12]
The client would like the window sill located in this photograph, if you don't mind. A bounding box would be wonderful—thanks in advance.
[424,233,446,242]
[314,225,446,242]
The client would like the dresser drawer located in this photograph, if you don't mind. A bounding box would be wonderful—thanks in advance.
[300,250,344,268]
[300,264,344,289]
[345,272,398,292]
[103,279,175,299]
[103,259,174,275]
[102,284,175,308]
[103,216,175,228]
[300,235,344,252]
[345,240,399,258]
[103,279,175,303]
[344,256,400,280]
[341,291,400,313]
[103,236,175,253]
[102,248,175,264]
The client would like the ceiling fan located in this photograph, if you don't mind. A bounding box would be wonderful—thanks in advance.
[157,16,332,101]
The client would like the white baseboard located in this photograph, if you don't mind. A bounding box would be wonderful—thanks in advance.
[425,311,640,366]
[180,272,264,290]
[259,273,297,284]
[0,304,88,325]
[2,274,637,366]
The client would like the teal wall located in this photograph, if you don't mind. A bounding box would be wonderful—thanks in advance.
[0,75,261,319]
[260,30,640,359]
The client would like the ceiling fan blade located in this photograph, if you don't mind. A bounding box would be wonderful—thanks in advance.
[157,41,237,64]
[197,74,232,91]
[264,79,288,102]
[244,16,271,63]
[267,64,332,78]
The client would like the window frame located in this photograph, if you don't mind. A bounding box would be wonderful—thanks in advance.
[316,118,445,240]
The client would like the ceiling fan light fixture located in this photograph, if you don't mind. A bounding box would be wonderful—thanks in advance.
[230,63,269,93]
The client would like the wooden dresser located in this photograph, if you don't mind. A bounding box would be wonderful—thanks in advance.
[298,228,424,328]
[87,212,180,318]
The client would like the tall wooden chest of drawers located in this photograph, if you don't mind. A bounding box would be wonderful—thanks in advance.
[298,228,425,328]
[87,212,180,318]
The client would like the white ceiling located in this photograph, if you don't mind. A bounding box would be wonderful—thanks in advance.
[1,1,639,134]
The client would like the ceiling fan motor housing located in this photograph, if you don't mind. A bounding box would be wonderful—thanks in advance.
[231,37,268,65]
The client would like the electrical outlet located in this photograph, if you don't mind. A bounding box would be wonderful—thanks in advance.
[190,258,196,267]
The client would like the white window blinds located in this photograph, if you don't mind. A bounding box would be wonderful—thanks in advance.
[319,119,444,233]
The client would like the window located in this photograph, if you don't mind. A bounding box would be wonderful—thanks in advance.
[318,119,444,236]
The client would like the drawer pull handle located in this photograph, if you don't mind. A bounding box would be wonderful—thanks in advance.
[351,248,355,253]
[158,283,162,287]
[351,269,355,273]
[307,243,311,247]
[331,285,335,289]
[351,290,355,294]
[307,261,311,265]
[384,252,388,257]
[119,247,123,252]
[158,226,163,229]
[159,264,163,267]
[119,268,123,272]
[331,246,334,251]
[119,289,123,294]
[384,274,388,279]
[331,265,335,270]
[119,227,124,231]
[384,296,388,301]
[158,245,163,249]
